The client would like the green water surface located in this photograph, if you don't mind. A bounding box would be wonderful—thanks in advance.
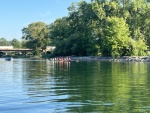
[0,59,150,113]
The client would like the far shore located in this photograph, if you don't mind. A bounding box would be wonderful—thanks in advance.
[49,56,150,62]
[1,55,150,62]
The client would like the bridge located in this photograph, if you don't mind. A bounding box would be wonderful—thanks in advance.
[0,48,32,52]
[0,46,55,56]
[0,48,33,56]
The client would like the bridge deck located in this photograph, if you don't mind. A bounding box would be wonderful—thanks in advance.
[0,49,32,52]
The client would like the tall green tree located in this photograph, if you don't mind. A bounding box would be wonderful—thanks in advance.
[0,38,10,46]
[67,1,99,56]
[11,38,21,48]
[22,22,50,55]
[49,17,71,56]
[21,40,27,48]
[91,0,148,56]
[50,17,70,45]
[51,1,99,56]
[102,17,133,57]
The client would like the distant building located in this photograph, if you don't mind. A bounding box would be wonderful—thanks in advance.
[46,46,56,51]
[0,46,13,50]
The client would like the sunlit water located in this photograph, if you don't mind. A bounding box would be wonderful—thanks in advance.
[0,58,150,113]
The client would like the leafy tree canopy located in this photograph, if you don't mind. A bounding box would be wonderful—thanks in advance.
[22,22,50,55]
[0,38,11,46]
[11,38,21,48]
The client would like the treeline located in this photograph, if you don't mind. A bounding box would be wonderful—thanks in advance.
[4,0,150,57]
[49,0,149,57]
[0,38,23,48]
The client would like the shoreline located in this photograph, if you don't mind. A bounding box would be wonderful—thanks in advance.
[1,56,150,62]
[49,56,150,62]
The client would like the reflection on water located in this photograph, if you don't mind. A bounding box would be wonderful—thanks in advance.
[0,59,150,112]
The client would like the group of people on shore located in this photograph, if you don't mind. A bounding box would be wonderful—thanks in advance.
[49,57,71,62]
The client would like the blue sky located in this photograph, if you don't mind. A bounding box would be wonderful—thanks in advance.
[0,0,90,41]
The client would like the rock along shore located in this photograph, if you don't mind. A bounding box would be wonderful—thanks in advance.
[68,56,150,62]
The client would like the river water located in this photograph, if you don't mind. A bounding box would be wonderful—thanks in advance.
[0,58,150,113]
